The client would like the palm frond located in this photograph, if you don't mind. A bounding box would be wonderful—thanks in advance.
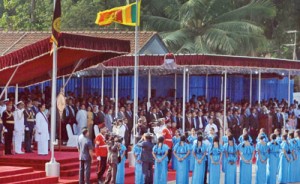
[160,29,193,52]
[142,15,181,32]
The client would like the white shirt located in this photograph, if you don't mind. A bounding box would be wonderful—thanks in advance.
[0,105,6,117]
[204,123,218,135]
[113,124,126,140]
[14,108,25,132]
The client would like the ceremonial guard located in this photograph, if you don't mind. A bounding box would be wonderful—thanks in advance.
[24,100,35,153]
[162,120,173,163]
[94,125,108,183]
[14,101,25,154]
[2,101,14,155]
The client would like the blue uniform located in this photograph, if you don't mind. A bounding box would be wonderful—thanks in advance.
[173,142,190,184]
[255,142,269,184]
[208,146,222,184]
[278,141,292,184]
[223,143,237,184]
[266,140,281,184]
[238,142,254,184]
[221,136,236,173]
[171,136,180,170]
[238,134,253,144]
[289,139,297,182]
[153,144,169,184]
[116,144,127,184]
[191,142,207,184]
[256,133,269,143]
[133,145,143,184]
[294,138,300,182]
[188,135,197,171]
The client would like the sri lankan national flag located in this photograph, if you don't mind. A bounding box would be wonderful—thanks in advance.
[95,1,141,27]
[50,0,61,46]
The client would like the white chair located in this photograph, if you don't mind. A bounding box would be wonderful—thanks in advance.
[94,125,100,136]
[66,124,78,147]
[72,124,78,135]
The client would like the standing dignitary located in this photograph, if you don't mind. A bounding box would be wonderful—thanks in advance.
[105,109,113,132]
[76,104,87,135]
[94,125,108,183]
[35,103,49,155]
[137,133,155,184]
[2,101,14,155]
[14,101,25,154]
[78,127,93,184]
[24,100,36,153]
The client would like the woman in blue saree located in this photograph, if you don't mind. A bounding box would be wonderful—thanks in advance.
[267,133,281,184]
[153,136,169,184]
[191,135,207,184]
[133,144,143,184]
[294,130,300,182]
[238,134,255,184]
[288,132,297,183]
[278,134,292,184]
[172,129,181,170]
[188,128,197,171]
[209,136,222,184]
[116,142,127,184]
[222,128,235,173]
[223,135,237,184]
[173,135,190,184]
[255,134,269,184]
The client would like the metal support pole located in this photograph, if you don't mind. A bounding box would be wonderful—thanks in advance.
[4,88,7,100]
[205,73,209,99]
[288,71,291,106]
[115,68,119,119]
[0,65,20,100]
[147,69,151,111]
[250,72,253,106]
[258,71,261,105]
[223,71,227,136]
[174,73,177,101]
[81,77,84,97]
[101,70,104,106]
[15,84,18,105]
[182,68,186,133]
[187,71,190,102]
[112,70,115,99]
[220,76,223,101]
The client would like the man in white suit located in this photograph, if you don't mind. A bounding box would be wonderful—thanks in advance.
[76,104,87,135]
[14,101,25,154]
[105,109,113,132]
[35,103,49,155]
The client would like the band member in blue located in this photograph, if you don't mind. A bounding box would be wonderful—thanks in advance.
[288,132,297,183]
[223,135,237,184]
[173,135,190,184]
[294,130,300,182]
[133,143,143,184]
[255,135,269,184]
[238,134,255,184]
[172,130,181,170]
[188,128,197,171]
[116,140,126,184]
[278,134,292,184]
[222,128,235,173]
[209,136,222,184]
[191,135,207,184]
[267,133,281,184]
[153,136,169,184]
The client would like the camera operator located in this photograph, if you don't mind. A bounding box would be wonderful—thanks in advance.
[136,118,148,142]
[104,134,121,184]
[137,133,154,184]
[112,119,125,144]
[94,124,108,183]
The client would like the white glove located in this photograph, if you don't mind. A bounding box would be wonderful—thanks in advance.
[25,127,29,131]
[97,156,101,161]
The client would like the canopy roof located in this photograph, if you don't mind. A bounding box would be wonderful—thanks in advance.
[77,54,300,77]
[0,32,130,87]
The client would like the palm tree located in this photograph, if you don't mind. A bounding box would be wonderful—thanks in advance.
[142,0,276,55]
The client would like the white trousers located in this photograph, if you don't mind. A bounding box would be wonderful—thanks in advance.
[14,130,24,153]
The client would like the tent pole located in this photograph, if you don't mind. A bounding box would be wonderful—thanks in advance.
[288,71,291,106]
[147,69,151,111]
[182,68,186,133]
[15,84,18,104]
[112,70,115,99]
[221,76,223,101]
[250,71,253,106]
[81,77,84,98]
[174,73,177,101]
[4,88,7,100]
[223,71,227,136]
[101,70,104,106]
[0,65,20,100]
[205,73,208,99]
[258,71,261,105]
[187,71,190,102]
[115,68,119,119]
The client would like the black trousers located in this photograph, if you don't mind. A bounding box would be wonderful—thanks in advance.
[4,129,13,154]
[167,149,172,165]
[204,158,208,184]
[24,129,33,152]
[97,156,107,180]
[142,161,153,184]
[79,160,91,184]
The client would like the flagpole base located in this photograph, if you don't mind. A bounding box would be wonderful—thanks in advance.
[45,161,60,177]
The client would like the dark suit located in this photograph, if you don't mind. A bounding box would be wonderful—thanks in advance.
[272,112,283,131]
[185,117,193,131]
[240,114,249,130]
[24,108,35,152]
[137,140,154,184]
[191,116,199,131]
[104,141,119,184]
[125,111,133,136]
[176,117,183,129]
[249,113,259,142]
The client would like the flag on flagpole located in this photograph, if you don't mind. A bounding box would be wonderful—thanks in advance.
[50,0,61,46]
[95,1,141,27]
